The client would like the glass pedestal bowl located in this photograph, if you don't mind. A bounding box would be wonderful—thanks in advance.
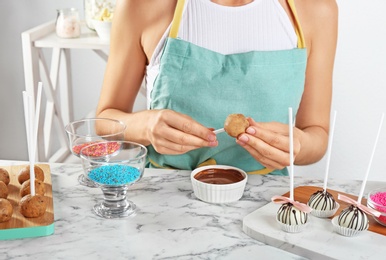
[80,141,147,219]
[65,118,126,187]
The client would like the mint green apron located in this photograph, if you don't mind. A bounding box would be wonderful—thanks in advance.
[148,0,307,175]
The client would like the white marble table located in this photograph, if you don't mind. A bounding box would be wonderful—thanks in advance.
[0,160,385,260]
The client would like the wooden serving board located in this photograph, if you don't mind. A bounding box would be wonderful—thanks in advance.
[282,186,386,235]
[0,164,54,240]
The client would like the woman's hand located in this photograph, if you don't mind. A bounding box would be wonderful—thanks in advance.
[236,118,303,170]
[147,109,218,155]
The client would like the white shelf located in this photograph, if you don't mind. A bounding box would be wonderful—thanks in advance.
[22,20,110,163]
[33,21,109,50]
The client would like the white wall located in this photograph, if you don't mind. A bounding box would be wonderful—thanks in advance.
[1,0,385,181]
[295,0,386,182]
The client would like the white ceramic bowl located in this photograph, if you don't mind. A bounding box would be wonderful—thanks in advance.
[92,19,112,40]
[191,165,247,204]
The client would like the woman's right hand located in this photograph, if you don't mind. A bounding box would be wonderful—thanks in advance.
[146,109,218,155]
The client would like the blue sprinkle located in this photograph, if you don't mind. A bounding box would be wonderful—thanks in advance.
[88,164,141,185]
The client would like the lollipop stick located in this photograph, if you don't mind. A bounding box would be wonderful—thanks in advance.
[357,113,384,203]
[22,83,43,196]
[288,107,294,201]
[28,94,36,196]
[213,128,225,134]
[23,92,35,195]
[323,110,337,191]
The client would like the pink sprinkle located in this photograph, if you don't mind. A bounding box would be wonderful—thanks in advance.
[370,192,386,209]
[73,141,120,157]
[370,191,386,223]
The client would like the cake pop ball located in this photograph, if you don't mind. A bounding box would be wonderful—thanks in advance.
[277,202,308,225]
[0,198,13,222]
[308,190,336,211]
[0,181,8,199]
[338,205,369,231]
[224,114,249,138]
[0,168,10,185]
[18,165,45,184]
[20,179,46,197]
[19,194,47,218]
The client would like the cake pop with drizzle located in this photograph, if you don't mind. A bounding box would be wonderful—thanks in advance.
[307,111,339,217]
[271,108,312,233]
[332,113,384,236]
[308,190,336,211]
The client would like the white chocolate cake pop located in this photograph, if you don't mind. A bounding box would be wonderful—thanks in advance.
[337,205,369,231]
[308,190,336,211]
[277,202,308,225]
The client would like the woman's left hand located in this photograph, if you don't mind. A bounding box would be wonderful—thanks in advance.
[236,118,303,170]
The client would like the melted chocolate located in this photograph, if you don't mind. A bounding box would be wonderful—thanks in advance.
[194,168,245,184]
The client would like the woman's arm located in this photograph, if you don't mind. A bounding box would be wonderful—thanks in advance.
[237,0,338,169]
[96,0,217,154]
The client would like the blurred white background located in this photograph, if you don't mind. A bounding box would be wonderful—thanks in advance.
[1,0,386,181]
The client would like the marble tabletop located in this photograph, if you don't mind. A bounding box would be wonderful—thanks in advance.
[0,160,385,260]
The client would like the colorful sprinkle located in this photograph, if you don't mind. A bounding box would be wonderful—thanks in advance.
[73,141,120,156]
[88,165,141,185]
[370,191,386,223]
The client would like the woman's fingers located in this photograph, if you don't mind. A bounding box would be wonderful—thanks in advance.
[237,120,302,169]
[237,134,290,169]
[148,109,218,154]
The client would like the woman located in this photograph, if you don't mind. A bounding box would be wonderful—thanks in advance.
[96,0,338,175]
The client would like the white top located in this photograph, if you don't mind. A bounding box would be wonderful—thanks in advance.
[145,0,297,108]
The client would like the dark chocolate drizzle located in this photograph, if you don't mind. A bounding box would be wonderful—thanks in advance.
[338,205,369,231]
[308,190,336,210]
[277,202,308,225]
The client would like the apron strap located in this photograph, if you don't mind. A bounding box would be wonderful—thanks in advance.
[169,0,186,38]
[287,0,306,49]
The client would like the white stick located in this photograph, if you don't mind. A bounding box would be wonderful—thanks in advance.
[288,107,294,201]
[22,92,31,149]
[323,110,337,192]
[28,94,36,196]
[357,113,384,203]
[33,83,42,150]
[213,128,225,134]
[22,85,43,197]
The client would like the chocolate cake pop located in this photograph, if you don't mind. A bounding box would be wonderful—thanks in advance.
[224,114,249,138]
